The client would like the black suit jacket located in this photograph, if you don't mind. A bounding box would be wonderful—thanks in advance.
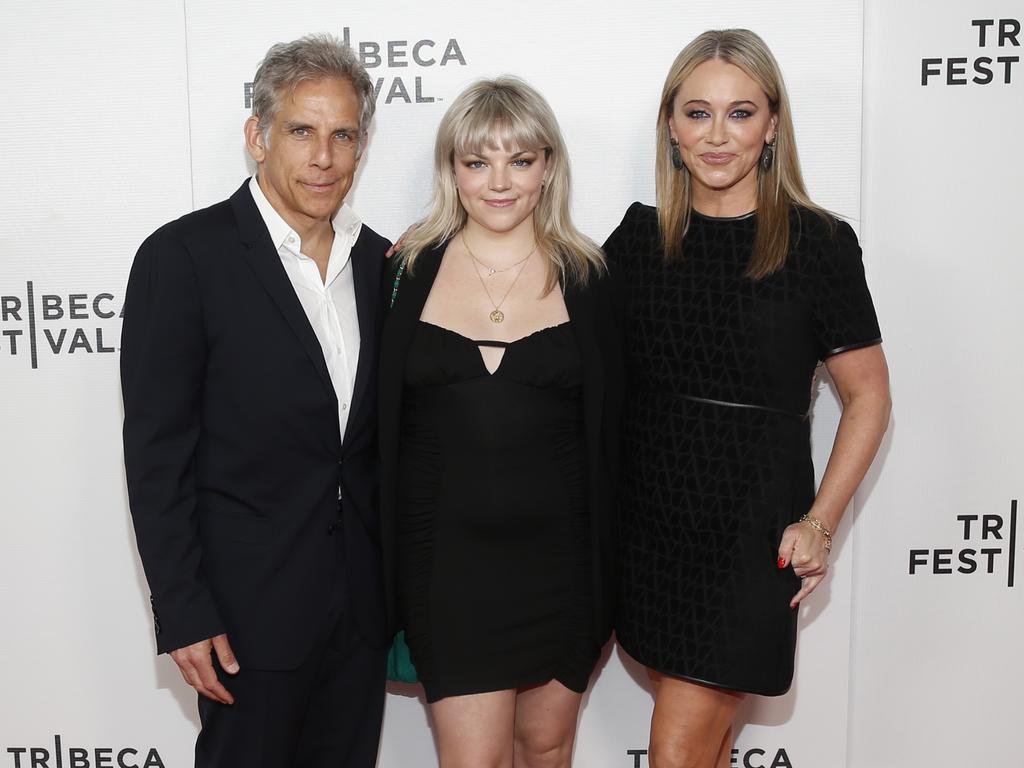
[121,180,390,670]
[377,243,625,649]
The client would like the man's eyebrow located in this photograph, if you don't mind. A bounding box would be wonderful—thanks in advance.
[281,120,313,131]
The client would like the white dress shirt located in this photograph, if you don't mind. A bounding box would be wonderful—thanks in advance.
[249,175,362,443]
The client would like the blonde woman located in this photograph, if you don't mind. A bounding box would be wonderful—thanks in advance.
[605,30,891,768]
[378,77,623,768]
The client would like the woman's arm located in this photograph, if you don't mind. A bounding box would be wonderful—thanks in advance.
[779,343,892,606]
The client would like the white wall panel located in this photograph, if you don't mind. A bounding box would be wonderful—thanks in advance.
[0,1,196,766]
[851,2,1024,766]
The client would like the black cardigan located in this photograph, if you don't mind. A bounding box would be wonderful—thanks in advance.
[377,242,624,651]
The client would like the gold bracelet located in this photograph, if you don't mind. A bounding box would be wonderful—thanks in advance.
[799,514,833,552]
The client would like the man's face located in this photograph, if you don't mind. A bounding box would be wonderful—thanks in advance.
[245,76,363,232]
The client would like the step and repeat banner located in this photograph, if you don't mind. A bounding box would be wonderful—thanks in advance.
[848,2,1024,767]
[0,0,1018,766]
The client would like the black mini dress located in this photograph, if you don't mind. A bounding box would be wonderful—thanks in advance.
[606,203,881,695]
[396,320,595,702]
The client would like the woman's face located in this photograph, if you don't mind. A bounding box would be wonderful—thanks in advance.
[453,142,548,235]
[669,59,777,210]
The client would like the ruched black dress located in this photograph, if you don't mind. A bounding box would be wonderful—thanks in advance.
[606,203,881,695]
[397,321,594,702]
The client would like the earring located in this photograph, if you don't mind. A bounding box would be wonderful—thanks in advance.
[670,138,684,171]
[760,135,776,172]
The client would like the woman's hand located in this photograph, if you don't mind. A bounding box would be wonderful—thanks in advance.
[777,519,831,608]
[775,344,890,609]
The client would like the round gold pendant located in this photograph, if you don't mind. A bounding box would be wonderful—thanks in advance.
[489,309,504,324]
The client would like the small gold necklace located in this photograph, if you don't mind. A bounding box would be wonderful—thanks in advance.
[462,232,535,324]
[468,248,532,276]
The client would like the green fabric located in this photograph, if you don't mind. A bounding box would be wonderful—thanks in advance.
[386,630,418,683]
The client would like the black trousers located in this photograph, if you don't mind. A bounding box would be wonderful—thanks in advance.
[195,600,386,768]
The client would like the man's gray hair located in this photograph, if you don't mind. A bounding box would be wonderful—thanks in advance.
[252,33,376,139]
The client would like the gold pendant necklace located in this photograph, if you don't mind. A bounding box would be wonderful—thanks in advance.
[462,232,535,324]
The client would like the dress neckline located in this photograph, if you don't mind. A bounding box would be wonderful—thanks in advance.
[418,320,571,348]
[418,320,572,377]
[691,209,757,222]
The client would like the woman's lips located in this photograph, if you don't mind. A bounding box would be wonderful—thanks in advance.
[484,198,516,208]
[700,153,735,165]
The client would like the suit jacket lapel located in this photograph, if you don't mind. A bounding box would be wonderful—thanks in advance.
[345,229,380,435]
[230,182,336,402]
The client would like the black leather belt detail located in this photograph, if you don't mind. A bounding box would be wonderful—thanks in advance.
[673,393,808,421]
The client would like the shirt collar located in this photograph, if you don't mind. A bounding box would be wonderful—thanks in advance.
[248,175,362,253]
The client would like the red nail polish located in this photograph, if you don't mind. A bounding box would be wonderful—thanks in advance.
[777,557,787,569]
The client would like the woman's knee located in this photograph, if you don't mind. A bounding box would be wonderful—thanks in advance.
[647,675,740,768]
[513,727,573,768]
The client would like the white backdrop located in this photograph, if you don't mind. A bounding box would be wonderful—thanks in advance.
[849,2,1024,766]
[0,1,1019,767]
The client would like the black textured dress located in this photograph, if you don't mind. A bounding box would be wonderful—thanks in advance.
[397,321,594,702]
[605,203,881,695]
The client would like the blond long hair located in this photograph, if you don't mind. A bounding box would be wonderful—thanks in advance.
[656,29,833,278]
[401,76,604,290]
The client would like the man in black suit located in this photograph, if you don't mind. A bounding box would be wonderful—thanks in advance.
[121,34,389,767]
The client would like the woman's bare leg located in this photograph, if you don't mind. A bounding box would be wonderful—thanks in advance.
[714,726,733,768]
[512,680,583,768]
[647,670,743,768]
[431,689,517,768]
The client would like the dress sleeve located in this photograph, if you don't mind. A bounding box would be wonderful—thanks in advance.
[810,220,882,360]
[601,201,654,267]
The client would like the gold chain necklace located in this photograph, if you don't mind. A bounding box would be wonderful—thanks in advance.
[462,232,534,324]
[467,247,532,277]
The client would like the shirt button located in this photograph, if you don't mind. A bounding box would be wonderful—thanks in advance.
[287,235,296,244]
[342,403,348,410]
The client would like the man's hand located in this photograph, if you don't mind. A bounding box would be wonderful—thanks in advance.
[384,226,414,259]
[169,634,240,704]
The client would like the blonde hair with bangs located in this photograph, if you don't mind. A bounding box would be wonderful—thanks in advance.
[400,76,604,290]
[656,29,834,278]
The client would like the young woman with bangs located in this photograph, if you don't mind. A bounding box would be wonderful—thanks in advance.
[378,77,623,768]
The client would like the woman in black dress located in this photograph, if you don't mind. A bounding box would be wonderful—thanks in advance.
[378,77,622,767]
[605,30,891,768]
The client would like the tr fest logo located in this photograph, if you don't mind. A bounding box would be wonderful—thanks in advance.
[244,26,468,108]
[626,746,793,768]
[909,499,1019,586]
[0,282,122,369]
[921,17,1021,85]
[4,735,164,768]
